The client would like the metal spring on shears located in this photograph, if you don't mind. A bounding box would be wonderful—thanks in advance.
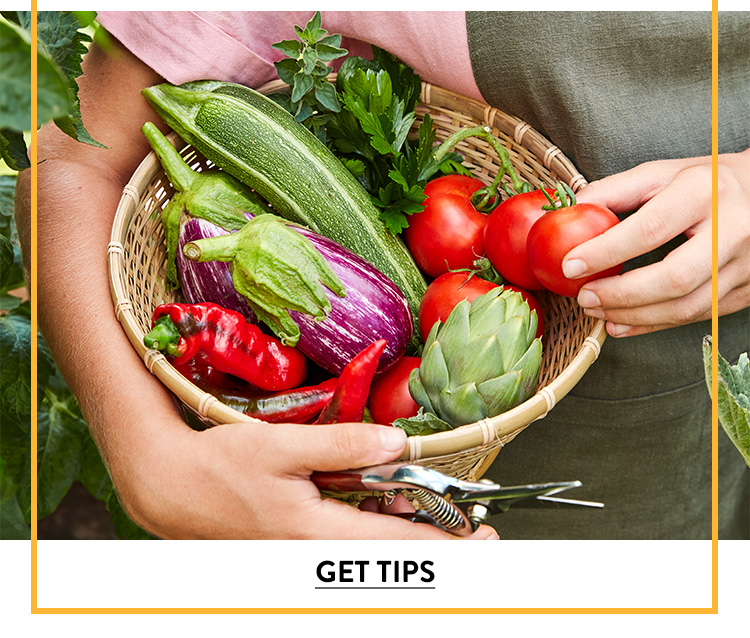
[412,489,465,530]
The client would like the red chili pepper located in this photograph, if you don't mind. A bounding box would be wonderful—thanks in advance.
[211,378,338,423]
[315,339,387,424]
[144,302,307,392]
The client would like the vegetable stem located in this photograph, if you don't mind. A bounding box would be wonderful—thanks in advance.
[142,122,195,192]
[183,233,240,262]
[432,125,526,196]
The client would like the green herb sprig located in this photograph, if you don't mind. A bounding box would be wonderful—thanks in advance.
[270,11,347,141]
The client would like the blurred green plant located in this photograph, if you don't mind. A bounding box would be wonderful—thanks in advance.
[0,10,151,539]
[703,336,750,467]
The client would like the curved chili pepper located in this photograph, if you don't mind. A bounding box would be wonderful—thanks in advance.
[211,378,338,423]
[315,339,387,424]
[144,302,307,391]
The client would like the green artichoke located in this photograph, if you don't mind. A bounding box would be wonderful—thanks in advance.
[409,288,543,427]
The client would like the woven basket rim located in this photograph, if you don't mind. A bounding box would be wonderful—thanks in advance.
[108,80,606,462]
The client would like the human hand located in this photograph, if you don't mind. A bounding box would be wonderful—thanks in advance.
[116,417,499,540]
[358,493,499,540]
[561,150,750,337]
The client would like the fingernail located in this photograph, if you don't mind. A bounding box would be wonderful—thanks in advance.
[608,323,630,337]
[379,426,407,452]
[577,289,601,308]
[584,308,605,319]
[563,258,587,279]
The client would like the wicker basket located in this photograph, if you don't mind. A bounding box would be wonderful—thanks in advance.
[108,81,606,483]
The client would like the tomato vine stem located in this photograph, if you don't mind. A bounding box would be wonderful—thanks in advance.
[432,125,530,212]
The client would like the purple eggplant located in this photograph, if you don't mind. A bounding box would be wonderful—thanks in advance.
[176,215,413,375]
[176,217,256,322]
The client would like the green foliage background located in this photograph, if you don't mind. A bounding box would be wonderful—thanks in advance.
[0,10,151,539]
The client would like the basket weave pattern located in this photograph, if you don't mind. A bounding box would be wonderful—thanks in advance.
[109,83,605,483]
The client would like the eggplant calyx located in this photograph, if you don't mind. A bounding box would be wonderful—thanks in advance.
[183,215,346,346]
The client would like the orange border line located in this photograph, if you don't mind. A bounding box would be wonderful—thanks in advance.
[30,0,39,615]
[710,0,720,614]
[30,5,720,615]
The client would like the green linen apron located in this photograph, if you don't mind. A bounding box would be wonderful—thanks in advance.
[465,11,750,539]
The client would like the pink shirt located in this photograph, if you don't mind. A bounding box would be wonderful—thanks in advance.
[98,11,482,101]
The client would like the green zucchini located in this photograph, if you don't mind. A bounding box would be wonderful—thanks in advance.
[142,81,427,344]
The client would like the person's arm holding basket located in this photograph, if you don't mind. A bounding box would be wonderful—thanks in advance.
[15,38,498,541]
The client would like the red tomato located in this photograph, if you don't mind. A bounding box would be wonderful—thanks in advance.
[483,189,554,291]
[527,203,622,297]
[404,174,490,278]
[418,272,544,342]
[368,356,422,425]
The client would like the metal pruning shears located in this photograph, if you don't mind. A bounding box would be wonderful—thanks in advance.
[312,463,604,537]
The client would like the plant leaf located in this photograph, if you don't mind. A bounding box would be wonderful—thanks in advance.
[36,377,88,519]
[0,458,30,539]
[393,408,454,437]
[703,337,750,467]
[37,11,105,146]
[0,310,31,425]
[314,80,340,112]
[0,129,30,170]
[0,19,33,131]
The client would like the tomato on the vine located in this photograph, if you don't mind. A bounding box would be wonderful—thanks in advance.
[403,174,491,278]
[527,202,622,297]
[368,356,422,425]
[483,189,553,291]
[418,272,544,342]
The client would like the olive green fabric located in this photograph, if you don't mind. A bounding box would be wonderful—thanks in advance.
[466,11,749,539]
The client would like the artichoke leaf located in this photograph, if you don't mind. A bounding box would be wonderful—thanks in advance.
[438,383,488,426]
[423,318,442,351]
[501,288,524,319]
[408,368,435,414]
[449,334,505,387]
[439,299,471,348]
[494,315,528,373]
[477,370,523,416]
[512,337,543,396]
[526,309,539,344]
[468,295,507,341]
[420,340,451,405]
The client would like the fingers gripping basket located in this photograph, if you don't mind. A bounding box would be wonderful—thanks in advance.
[108,82,606,482]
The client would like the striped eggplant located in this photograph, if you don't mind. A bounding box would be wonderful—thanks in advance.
[176,215,413,375]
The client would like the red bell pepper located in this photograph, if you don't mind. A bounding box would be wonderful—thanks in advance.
[144,302,307,392]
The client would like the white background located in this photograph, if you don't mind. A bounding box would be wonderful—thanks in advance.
[3,542,749,634]
[36,539,711,609]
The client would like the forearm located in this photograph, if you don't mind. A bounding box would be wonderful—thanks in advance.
[15,40,187,505]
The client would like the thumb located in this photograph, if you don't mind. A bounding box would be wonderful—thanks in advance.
[269,422,408,474]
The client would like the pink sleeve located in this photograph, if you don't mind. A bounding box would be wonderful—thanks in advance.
[96,11,482,100]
